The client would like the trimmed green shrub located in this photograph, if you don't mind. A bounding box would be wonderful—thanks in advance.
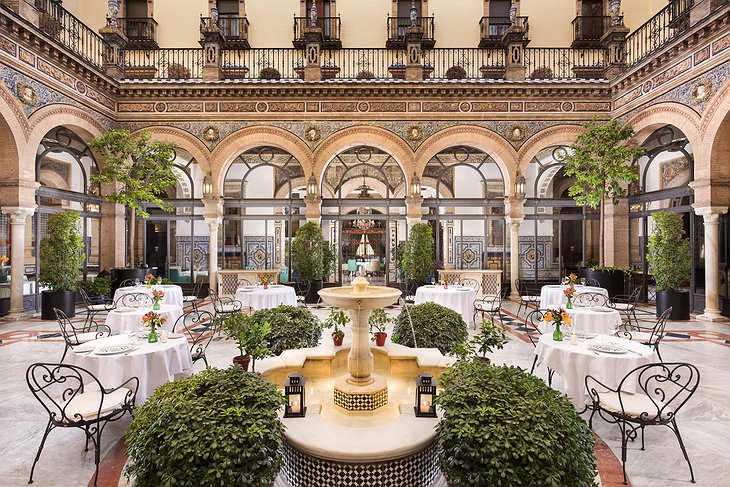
[646,210,691,292]
[391,301,467,354]
[78,276,111,298]
[250,305,322,356]
[39,210,85,292]
[126,367,285,486]
[437,362,597,487]
[401,222,435,284]
[291,221,325,281]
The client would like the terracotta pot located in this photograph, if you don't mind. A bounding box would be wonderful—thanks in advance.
[474,356,491,365]
[233,355,251,371]
[374,332,387,346]
[333,334,344,346]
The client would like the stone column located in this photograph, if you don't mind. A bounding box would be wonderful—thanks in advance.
[602,198,629,268]
[600,25,629,80]
[199,20,224,81]
[405,194,423,227]
[304,195,322,224]
[100,200,126,271]
[99,22,128,80]
[2,207,35,315]
[504,27,528,81]
[203,197,224,292]
[507,217,523,300]
[694,206,728,321]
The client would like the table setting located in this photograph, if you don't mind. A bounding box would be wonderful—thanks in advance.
[113,283,184,307]
[234,284,297,311]
[415,282,476,325]
[539,283,609,308]
[105,303,182,335]
[538,306,622,335]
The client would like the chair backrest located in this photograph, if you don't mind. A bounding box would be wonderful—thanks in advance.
[173,310,216,359]
[583,277,600,287]
[461,278,480,292]
[650,306,672,345]
[524,309,546,347]
[116,292,152,308]
[78,287,92,307]
[627,285,642,304]
[574,292,609,308]
[237,278,252,288]
[118,278,136,288]
[296,279,311,298]
[368,259,380,272]
[190,280,203,297]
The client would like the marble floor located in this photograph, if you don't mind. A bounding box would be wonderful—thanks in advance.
[1,299,729,486]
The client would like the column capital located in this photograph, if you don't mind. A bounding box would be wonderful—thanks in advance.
[2,206,36,224]
[506,216,524,229]
[202,197,224,218]
[204,216,223,227]
[693,205,728,223]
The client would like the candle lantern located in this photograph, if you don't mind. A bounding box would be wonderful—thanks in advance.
[414,373,437,418]
[284,373,307,418]
[203,173,213,198]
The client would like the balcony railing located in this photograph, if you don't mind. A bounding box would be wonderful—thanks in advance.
[386,16,435,49]
[33,0,108,70]
[479,16,529,47]
[624,0,693,66]
[200,15,250,48]
[117,17,158,49]
[293,16,341,49]
[123,48,203,79]
[424,48,506,78]
[571,15,615,47]
[220,48,305,80]
[525,47,607,79]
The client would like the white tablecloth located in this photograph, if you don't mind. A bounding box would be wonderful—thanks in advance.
[538,307,622,336]
[415,285,476,325]
[105,304,182,335]
[68,333,193,404]
[539,285,609,308]
[113,284,184,307]
[534,334,657,406]
[235,285,297,311]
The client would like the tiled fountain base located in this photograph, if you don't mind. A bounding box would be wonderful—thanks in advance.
[333,373,389,411]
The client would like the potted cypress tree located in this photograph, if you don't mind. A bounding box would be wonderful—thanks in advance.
[646,211,691,319]
[563,119,645,297]
[401,223,435,287]
[291,221,325,303]
[39,210,86,319]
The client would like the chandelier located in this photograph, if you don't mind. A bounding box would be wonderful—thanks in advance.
[354,207,375,230]
[356,176,373,198]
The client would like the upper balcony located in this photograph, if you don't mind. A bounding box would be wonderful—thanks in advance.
[571,15,614,47]
[293,16,342,49]
[117,17,158,49]
[478,16,529,48]
[200,15,250,49]
[386,16,435,49]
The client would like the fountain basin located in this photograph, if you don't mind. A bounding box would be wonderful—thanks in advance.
[317,285,401,310]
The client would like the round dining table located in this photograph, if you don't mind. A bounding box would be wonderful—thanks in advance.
[235,285,297,311]
[113,284,184,307]
[538,306,622,336]
[539,284,609,309]
[105,304,182,335]
[68,333,193,404]
[414,285,476,326]
[534,333,657,407]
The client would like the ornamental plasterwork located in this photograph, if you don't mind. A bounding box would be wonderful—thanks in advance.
[304,125,321,142]
[1,65,76,117]
[202,125,219,142]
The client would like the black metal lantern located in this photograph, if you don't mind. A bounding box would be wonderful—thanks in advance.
[284,373,306,418]
[414,373,437,417]
[409,0,418,27]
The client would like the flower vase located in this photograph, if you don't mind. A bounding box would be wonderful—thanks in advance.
[263,283,268,290]
[566,296,573,309]
[148,327,158,343]
[153,301,160,311]
[553,322,564,341]
[146,282,151,289]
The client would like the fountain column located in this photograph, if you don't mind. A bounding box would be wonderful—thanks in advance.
[346,306,374,384]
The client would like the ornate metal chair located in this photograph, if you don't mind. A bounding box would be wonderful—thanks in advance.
[473,287,507,328]
[26,363,138,486]
[182,280,204,312]
[403,280,417,306]
[524,309,554,385]
[78,288,114,327]
[573,291,609,308]
[172,309,216,368]
[610,286,642,328]
[295,279,311,308]
[209,288,245,319]
[583,277,601,287]
[517,279,541,317]
[617,307,671,362]
[460,278,480,293]
[116,292,152,309]
[118,278,136,288]
[55,308,112,363]
[585,362,700,484]
[237,278,253,288]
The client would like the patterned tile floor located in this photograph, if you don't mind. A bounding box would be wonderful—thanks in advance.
[1,300,729,486]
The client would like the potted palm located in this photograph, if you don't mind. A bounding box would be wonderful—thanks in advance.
[291,222,326,303]
[401,223,435,288]
[222,313,272,372]
[369,308,392,346]
[646,211,691,319]
[39,211,86,319]
[324,308,349,346]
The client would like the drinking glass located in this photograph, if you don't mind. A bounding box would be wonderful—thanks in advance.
[134,277,140,285]
[577,330,587,342]
[580,278,586,286]
[129,331,141,346]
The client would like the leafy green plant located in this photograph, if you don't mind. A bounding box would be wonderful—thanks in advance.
[451,319,508,361]
[259,67,281,80]
[39,211,85,292]
[391,241,406,280]
[90,129,177,269]
[437,362,597,486]
[324,308,349,339]
[445,65,467,79]
[249,305,322,356]
[529,65,553,79]
[222,313,271,371]
[125,367,285,486]
[78,276,111,297]
[291,222,325,281]
[401,223,435,284]
[322,241,338,282]
[368,308,392,337]
[391,302,467,354]
[563,119,645,266]
[646,211,691,292]
[167,62,190,79]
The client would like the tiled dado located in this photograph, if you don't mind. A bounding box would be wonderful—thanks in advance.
[333,387,388,411]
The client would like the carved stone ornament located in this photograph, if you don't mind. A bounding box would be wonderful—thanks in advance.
[406,125,423,141]
[506,124,526,142]
[16,82,37,106]
[202,125,219,142]
[690,79,712,103]
[304,125,321,142]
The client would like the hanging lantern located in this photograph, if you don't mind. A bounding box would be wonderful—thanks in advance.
[306,175,318,199]
[203,174,213,197]
[284,373,307,418]
[414,373,437,417]
[409,172,421,198]
[514,173,526,200]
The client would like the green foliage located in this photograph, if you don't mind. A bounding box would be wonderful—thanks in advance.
[646,211,691,292]
[437,362,598,487]
[78,276,111,297]
[392,302,467,354]
[125,367,285,487]
[450,319,508,361]
[401,223,435,283]
[39,211,85,292]
[322,241,338,282]
[250,305,322,356]
[324,308,349,339]
[90,129,177,219]
[391,241,406,280]
[222,314,271,371]
[291,222,325,281]
[588,265,630,274]
[368,308,392,335]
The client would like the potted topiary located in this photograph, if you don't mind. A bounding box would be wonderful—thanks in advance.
[167,62,191,79]
[324,308,349,346]
[222,313,272,372]
[436,362,597,486]
[401,222,435,288]
[322,241,338,284]
[259,66,281,80]
[646,211,691,319]
[291,222,326,303]
[529,66,554,79]
[356,70,375,80]
[369,308,392,346]
[445,65,467,79]
[249,305,322,355]
[563,118,645,297]
[450,318,508,364]
[39,210,86,319]
[391,301,468,354]
[125,367,285,486]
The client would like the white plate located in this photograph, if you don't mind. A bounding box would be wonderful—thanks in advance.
[73,344,96,353]
[95,344,135,355]
[238,289,254,293]
[592,307,614,313]
[167,332,186,339]
[271,284,284,288]
[589,343,627,354]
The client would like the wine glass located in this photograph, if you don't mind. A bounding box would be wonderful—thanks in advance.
[580,278,586,286]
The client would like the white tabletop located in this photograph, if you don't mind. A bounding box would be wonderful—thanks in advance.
[68,333,193,404]
[538,306,622,336]
[235,285,297,311]
[105,304,182,335]
[534,334,657,406]
[415,285,476,326]
[113,284,184,307]
[539,284,609,309]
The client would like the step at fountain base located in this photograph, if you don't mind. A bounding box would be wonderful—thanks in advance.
[334,374,388,411]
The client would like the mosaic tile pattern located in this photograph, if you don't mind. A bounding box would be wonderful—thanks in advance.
[334,387,388,411]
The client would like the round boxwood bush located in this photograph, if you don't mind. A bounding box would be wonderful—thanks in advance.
[126,367,285,486]
[437,361,597,486]
[250,305,323,356]
[391,301,467,354]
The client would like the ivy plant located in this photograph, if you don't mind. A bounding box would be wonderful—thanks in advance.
[391,302,467,354]
[249,305,323,355]
[645,211,691,292]
[39,210,86,292]
[401,222,435,284]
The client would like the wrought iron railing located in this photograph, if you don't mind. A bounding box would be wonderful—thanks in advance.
[623,0,693,67]
[571,15,615,45]
[386,16,435,48]
[425,48,506,78]
[220,48,304,79]
[117,17,158,48]
[524,48,607,79]
[33,0,108,70]
[293,16,341,48]
[200,15,250,46]
[319,49,404,79]
[123,48,203,79]
[479,16,529,46]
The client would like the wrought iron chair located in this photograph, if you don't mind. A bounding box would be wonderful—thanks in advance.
[55,308,112,363]
[78,288,114,327]
[172,309,216,368]
[473,287,507,328]
[573,291,609,308]
[610,286,642,328]
[237,278,253,288]
[26,362,138,486]
[524,309,554,385]
[295,279,311,308]
[583,277,601,287]
[209,288,244,318]
[517,279,541,317]
[585,362,700,484]
[617,307,671,362]
[182,280,203,312]
[116,292,152,309]
[403,280,418,306]
[118,278,136,288]
[460,278,480,293]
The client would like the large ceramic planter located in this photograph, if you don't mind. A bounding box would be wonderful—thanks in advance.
[305,279,323,304]
[656,290,690,320]
[41,290,75,320]
[582,269,625,298]
[110,268,149,294]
